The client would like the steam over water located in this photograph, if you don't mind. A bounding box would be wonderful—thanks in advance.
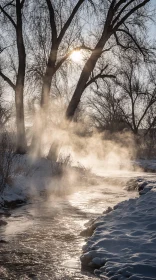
[0,174,150,280]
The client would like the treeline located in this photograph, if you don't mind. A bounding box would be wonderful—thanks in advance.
[0,0,155,154]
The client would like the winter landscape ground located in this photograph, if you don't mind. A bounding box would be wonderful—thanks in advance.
[0,154,156,279]
[81,178,156,280]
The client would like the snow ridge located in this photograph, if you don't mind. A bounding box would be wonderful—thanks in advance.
[81,180,156,280]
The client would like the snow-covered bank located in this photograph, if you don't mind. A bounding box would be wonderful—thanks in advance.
[0,153,156,209]
[81,180,156,280]
[0,154,95,208]
[0,156,53,207]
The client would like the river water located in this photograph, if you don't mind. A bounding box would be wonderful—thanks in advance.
[0,173,155,280]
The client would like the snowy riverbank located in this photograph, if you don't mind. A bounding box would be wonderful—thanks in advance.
[0,154,155,207]
[0,154,97,208]
[0,156,52,208]
[0,154,156,279]
[81,179,156,280]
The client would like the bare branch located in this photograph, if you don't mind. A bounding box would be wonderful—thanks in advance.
[3,0,15,9]
[0,44,15,54]
[20,0,26,9]
[0,46,8,54]
[112,0,136,27]
[45,0,57,45]
[117,28,147,55]
[113,0,150,32]
[114,0,129,12]
[0,4,16,29]
[118,105,133,131]
[57,0,85,45]
[109,0,117,11]
[137,97,156,129]
[85,70,116,89]
[114,32,132,51]
[0,71,15,90]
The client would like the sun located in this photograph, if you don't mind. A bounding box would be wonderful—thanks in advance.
[70,50,83,63]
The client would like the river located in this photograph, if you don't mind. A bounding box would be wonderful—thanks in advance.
[0,172,155,280]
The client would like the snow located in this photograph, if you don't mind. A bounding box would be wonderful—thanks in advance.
[0,153,92,205]
[81,179,156,280]
[0,155,59,205]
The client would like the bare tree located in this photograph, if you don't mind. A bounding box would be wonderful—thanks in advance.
[66,0,151,119]
[24,0,95,157]
[87,51,156,135]
[40,0,91,111]
[87,83,127,132]
[116,55,156,134]
[0,0,27,153]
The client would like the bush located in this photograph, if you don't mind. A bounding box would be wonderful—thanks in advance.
[0,131,15,194]
[136,134,156,159]
[50,153,72,177]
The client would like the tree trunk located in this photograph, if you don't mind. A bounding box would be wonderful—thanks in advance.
[66,31,110,120]
[31,50,56,157]
[65,0,150,120]
[40,62,55,110]
[15,83,27,154]
[41,44,57,109]
[15,0,27,154]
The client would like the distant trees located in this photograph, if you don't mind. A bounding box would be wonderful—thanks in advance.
[88,53,156,135]
[87,83,126,132]
[0,0,27,153]
[116,55,156,134]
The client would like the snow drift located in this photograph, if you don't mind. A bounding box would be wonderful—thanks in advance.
[81,180,156,280]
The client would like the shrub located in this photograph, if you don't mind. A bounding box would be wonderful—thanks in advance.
[50,153,72,177]
[0,131,15,194]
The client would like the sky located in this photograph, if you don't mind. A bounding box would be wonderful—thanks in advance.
[149,0,156,39]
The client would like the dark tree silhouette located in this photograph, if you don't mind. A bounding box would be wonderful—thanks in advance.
[87,84,126,132]
[66,0,150,120]
[116,55,156,134]
[41,0,87,111]
[0,0,27,153]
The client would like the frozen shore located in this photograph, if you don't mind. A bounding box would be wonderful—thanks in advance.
[81,179,156,280]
